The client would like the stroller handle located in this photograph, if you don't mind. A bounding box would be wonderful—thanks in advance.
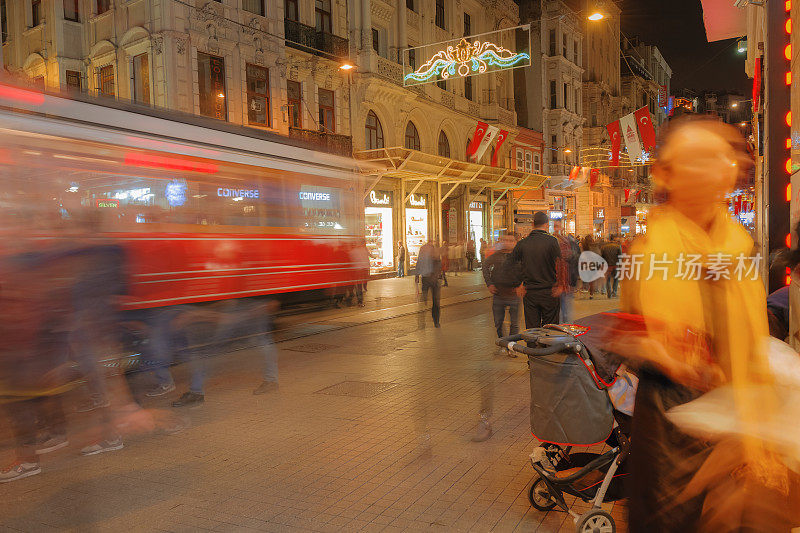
[495,335,571,356]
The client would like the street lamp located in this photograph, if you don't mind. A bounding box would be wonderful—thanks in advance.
[564,148,573,154]
[339,63,354,71]
[588,12,604,21]
[731,102,739,108]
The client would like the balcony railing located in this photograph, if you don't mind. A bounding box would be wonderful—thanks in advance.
[289,127,353,157]
[284,19,349,59]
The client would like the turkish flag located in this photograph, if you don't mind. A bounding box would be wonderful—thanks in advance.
[467,122,489,158]
[589,168,600,188]
[569,166,581,180]
[624,189,631,203]
[634,107,656,152]
[491,130,509,167]
[607,121,621,166]
[734,197,742,215]
[635,190,641,200]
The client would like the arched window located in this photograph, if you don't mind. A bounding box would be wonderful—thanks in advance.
[404,121,420,151]
[365,110,384,150]
[438,130,450,158]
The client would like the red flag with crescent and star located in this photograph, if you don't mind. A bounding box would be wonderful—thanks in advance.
[467,121,489,159]
[589,168,600,188]
[624,189,631,203]
[490,130,509,167]
[634,107,656,152]
[606,121,621,166]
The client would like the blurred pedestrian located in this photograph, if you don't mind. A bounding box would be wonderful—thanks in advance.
[466,239,476,270]
[482,233,523,357]
[553,219,576,323]
[611,117,800,531]
[415,239,442,328]
[601,234,622,298]
[397,240,406,278]
[479,238,487,266]
[350,239,370,307]
[511,212,562,329]
[581,234,601,299]
[440,241,450,287]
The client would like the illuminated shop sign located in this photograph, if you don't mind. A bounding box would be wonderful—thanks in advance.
[299,191,331,201]
[408,194,426,207]
[595,208,605,219]
[469,202,484,210]
[403,26,531,86]
[218,188,259,199]
[369,190,391,205]
[114,187,153,202]
[549,211,564,220]
[166,179,187,207]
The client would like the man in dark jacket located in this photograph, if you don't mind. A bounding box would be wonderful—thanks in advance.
[482,233,523,353]
[510,211,562,328]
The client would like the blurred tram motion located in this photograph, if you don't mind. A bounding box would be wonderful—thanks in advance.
[0,83,366,312]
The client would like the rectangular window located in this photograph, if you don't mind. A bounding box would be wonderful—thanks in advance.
[590,101,597,127]
[573,39,579,64]
[549,29,555,56]
[243,0,265,16]
[64,0,79,21]
[318,88,335,133]
[464,76,472,101]
[562,34,567,58]
[549,80,556,110]
[406,0,414,10]
[533,153,541,173]
[246,64,270,126]
[435,0,445,29]
[97,0,110,14]
[315,0,331,33]
[285,0,298,21]
[198,52,227,120]
[1,0,8,43]
[524,151,533,173]
[437,79,446,90]
[32,0,42,26]
[287,80,302,128]
[515,148,524,171]
[408,48,416,70]
[65,70,81,90]
[463,12,470,37]
[563,83,568,111]
[575,88,580,115]
[550,135,557,164]
[98,65,114,97]
[132,53,150,105]
[372,28,379,54]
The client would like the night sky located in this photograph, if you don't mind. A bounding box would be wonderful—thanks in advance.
[617,0,749,93]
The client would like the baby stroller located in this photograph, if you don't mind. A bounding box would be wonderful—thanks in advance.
[497,317,633,533]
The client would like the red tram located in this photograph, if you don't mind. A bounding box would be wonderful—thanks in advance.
[0,83,366,310]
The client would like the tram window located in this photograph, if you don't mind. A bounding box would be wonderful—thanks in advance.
[295,184,345,234]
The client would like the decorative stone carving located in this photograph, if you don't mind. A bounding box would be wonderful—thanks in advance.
[468,102,480,116]
[175,36,187,55]
[406,10,420,29]
[370,0,394,22]
[376,56,402,84]
[152,35,163,55]
[289,66,299,81]
[441,91,455,109]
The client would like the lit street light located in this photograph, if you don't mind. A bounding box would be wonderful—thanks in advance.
[731,102,738,108]
[588,12,604,21]
[339,63,354,71]
[564,148,573,154]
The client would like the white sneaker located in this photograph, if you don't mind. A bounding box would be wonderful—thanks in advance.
[81,437,123,456]
[145,382,176,397]
[0,462,41,483]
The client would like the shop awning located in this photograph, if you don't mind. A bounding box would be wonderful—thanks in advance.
[354,147,548,201]
[699,0,747,42]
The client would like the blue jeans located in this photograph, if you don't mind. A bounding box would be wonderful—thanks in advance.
[398,262,405,277]
[492,294,520,338]
[605,272,619,297]
[560,290,574,324]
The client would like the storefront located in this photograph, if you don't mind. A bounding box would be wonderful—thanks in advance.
[364,190,395,275]
[548,194,576,234]
[620,205,635,236]
[594,207,606,237]
[406,193,429,267]
[468,201,485,258]
[635,205,649,234]
[492,201,508,241]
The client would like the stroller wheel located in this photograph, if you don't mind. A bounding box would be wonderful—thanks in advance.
[528,476,556,511]
[576,509,615,533]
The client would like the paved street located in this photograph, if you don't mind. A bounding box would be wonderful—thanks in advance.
[0,273,622,532]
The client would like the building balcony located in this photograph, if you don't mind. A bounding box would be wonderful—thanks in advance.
[284,19,349,60]
[288,127,353,157]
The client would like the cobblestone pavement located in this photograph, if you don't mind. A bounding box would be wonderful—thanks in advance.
[0,273,622,533]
